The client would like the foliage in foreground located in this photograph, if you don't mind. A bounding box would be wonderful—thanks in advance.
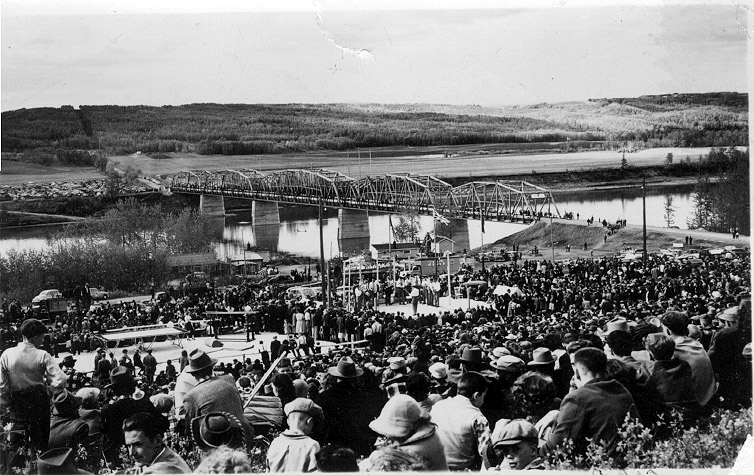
[545,407,752,470]
[2,408,750,473]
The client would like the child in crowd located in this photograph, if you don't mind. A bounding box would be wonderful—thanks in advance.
[488,419,544,470]
[266,398,323,472]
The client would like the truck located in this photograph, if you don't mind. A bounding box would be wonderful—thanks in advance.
[31,289,69,317]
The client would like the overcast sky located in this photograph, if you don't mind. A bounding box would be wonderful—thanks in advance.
[1,0,750,111]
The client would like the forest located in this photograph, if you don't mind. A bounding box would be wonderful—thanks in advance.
[1,93,747,159]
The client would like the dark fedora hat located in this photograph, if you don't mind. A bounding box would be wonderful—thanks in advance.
[327,356,363,379]
[37,447,92,475]
[459,347,483,364]
[52,389,82,416]
[527,347,555,366]
[191,412,245,451]
[60,355,77,367]
[107,366,135,389]
[185,348,217,374]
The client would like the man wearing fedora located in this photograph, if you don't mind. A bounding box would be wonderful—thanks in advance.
[315,356,387,458]
[0,318,67,471]
[191,412,247,453]
[182,348,254,445]
[48,389,90,451]
[60,355,89,393]
[101,366,161,467]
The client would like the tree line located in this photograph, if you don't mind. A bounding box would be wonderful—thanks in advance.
[687,147,750,235]
[2,93,747,158]
[0,198,216,303]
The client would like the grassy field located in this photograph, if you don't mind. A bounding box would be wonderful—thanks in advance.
[108,146,720,179]
[0,145,734,188]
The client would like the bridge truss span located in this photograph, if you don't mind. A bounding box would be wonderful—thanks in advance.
[171,168,559,223]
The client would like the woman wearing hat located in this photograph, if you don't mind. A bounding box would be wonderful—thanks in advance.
[367,394,448,471]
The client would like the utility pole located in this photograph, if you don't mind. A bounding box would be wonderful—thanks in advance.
[642,176,647,270]
[550,212,555,263]
[319,199,326,307]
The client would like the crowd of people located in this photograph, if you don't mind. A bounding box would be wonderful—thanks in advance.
[0,248,751,473]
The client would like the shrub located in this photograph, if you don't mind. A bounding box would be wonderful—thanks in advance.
[545,407,752,470]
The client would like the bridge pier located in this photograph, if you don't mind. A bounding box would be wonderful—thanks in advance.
[338,209,370,257]
[253,224,280,252]
[200,195,225,216]
[206,216,226,241]
[252,201,280,226]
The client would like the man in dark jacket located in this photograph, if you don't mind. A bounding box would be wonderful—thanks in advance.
[182,349,254,443]
[48,389,89,450]
[708,304,752,408]
[543,348,637,457]
[101,367,161,467]
[143,349,157,384]
[315,356,387,458]
[636,333,698,418]
[270,336,282,360]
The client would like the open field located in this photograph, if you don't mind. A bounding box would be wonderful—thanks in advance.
[0,159,106,185]
[0,145,736,189]
[104,146,721,181]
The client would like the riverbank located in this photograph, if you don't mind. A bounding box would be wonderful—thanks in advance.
[483,219,747,263]
[0,166,711,227]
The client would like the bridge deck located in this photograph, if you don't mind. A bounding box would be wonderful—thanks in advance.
[171,169,559,222]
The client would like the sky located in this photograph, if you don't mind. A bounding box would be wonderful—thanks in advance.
[0,0,751,111]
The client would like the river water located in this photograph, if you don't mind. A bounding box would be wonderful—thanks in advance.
[0,184,698,259]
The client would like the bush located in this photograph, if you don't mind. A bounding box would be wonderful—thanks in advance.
[545,407,752,470]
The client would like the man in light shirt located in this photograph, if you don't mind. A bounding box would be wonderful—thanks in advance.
[0,318,67,469]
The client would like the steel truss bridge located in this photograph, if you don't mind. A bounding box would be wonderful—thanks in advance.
[170,169,560,223]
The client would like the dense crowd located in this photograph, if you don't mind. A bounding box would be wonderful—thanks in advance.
[0,249,751,473]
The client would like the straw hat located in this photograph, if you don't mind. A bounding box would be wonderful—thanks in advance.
[718,306,740,322]
[428,362,448,379]
[490,355,525,372]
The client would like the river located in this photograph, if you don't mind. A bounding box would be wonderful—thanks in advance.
[0,184,699,259]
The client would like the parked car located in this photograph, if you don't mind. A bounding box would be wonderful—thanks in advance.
[31,289,63,303]
[31,289,67,316]
[88,287,109,300]
[286,286,318,302]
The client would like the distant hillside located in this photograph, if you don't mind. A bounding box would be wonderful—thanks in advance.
[1,93,747,157]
